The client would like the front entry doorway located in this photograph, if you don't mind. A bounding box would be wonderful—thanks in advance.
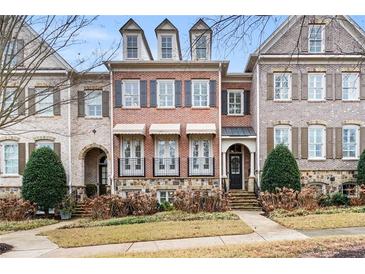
[229,154,242,189]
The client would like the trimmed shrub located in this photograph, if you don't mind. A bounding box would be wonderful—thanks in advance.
[158,201,174,212]
[173,189,229,213]
[0,197,37,221]
[357,150,365,185]
[259,187,319,213]
[21,147,67,215]
[261,144,301,192]
[85,184,97,198]
[319,192,349,207]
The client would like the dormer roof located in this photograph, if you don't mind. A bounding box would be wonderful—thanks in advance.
[119,18,153,60]
[155,18,182,60]
[189,18,212,32]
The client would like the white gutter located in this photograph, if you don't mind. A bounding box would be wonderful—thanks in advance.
[67,77,72,194]
[218,63,222,189]
[109,69,115,194]
[256,58,261,187]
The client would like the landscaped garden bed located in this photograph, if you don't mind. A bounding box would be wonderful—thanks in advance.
[41,210,253,248]
[95,235,365,258]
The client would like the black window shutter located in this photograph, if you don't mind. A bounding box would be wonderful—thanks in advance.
[114,80,122,107]
[244,90,250,115]
[175,80,182,107]
[221,90,227,115]
[209,80,216,107]
[185,80,191,107]
[150,80,157,107]
[140,80,147,107]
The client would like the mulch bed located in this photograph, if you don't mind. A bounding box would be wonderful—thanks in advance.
[0,243,13,255]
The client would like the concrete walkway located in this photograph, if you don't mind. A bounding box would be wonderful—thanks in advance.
[0,211,317,258]
[300,226,365,237]
[0,221,74,258]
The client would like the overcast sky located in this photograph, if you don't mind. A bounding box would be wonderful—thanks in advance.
[59,15,365,73]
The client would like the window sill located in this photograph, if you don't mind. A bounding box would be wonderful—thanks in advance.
[273,100,292,103]
[191,106,210,109]
[121,107,141,110]
[342,99,360,102]
[342,158,359,161]
[0,174,20,178]
[157,107,176,110]
[84,116,104,120]
[35,115,55,118]
[307,100,326,102]
[307,158,326,161]
[227,113,244,116]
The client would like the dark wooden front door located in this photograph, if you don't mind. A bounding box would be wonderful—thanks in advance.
[229,154,242,189]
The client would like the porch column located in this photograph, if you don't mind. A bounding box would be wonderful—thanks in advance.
[222,151,227,178]
[249,152,255,177]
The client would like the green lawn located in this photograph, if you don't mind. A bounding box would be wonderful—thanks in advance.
[42,211,253,248]
[0,219,58,234]
[95,235,365,258]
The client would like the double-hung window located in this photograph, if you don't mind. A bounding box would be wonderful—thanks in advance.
[2,142,18,175]
[274,73,291,101]
[189,137,213,176]
[192,80,209,107]
[35,88,53,116]
[3,88,17,116]
[343,125,359,159]
[121,137,144,176]
[161,35,172,59]
[122,80,140,108]
[85,90,102,117]
[342,73,360,101]
[308,126,326,159]
[126,35,138,59]
[308,25,324,53]
[157,80,175,108]
[308,73,325,101]
[228,90,243,115]
[155,138,179,176]
[274,126,291,150]
[196,35,207,59]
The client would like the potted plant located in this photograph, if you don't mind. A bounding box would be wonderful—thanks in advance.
[58,194,76,220]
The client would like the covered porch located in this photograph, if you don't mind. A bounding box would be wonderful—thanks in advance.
[221,127,256,192]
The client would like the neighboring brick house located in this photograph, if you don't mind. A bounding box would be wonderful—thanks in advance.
[246,15,365,195]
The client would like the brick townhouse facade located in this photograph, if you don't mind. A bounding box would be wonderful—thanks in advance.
[1,15,365,201]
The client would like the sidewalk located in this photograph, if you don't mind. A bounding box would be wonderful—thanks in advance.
[40,211,308,258]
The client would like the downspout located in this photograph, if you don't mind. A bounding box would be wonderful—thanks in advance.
[256,58,261,186]
[218,63,222,189]
[67,76,72,194]
[109,68,115,194]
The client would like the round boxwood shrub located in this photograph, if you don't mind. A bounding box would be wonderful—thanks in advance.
[85,184,97,198]
[261,144,301,192]
[21,147,67,215]
[357,150,365,185]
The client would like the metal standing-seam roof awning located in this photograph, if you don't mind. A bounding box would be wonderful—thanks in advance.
[149,124,180,135]
[113,124,146,135]
[222,127,256,137]
[186,123,217,135]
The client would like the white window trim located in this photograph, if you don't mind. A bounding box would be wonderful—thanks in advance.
[157,80,175,109]
[35,88,54,117]
[125,35,139,60]
[1,141,19,176]
[342,125,360,160]
[308,73,326,101]
[157,190,174,204]
[195,34,208,60]
[273,73,292,101]
[154,136,179,158]
[274,125,292,151]
[122,80,140,108]
[227,90,244,116]
[85,90,103,118]
[160,35,173,60]
[308,25,325,54]
[3,87,18,116]
[191,79,210,108]
[120,136,144,159]
[189,136,213,175]
[154,136,179,176]
[342,73,360,101]
[308,125,326,160]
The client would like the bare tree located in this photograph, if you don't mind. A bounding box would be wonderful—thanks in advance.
[0,15,119,130]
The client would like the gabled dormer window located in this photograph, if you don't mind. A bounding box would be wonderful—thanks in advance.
[161,35,172,59]
[126,35,138,59]
[196,35,207,59]
[308,25,324,53]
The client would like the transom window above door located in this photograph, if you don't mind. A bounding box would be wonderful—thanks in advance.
[122,80,140,108]
[228,90,243,115]
[274,73,291,101]
[308,73,325,100]
[308,25,324,53]
[85,90,102,117]
[192,80,209,107]
[342,73,360,101]
[274,126,291,150]
[157,80,175,108]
